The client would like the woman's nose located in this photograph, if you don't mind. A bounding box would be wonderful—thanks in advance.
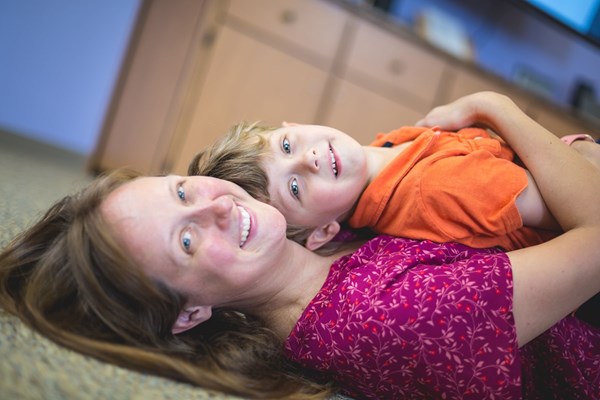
[190,196,233,229]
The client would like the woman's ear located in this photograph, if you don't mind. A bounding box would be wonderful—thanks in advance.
[172,306,212,334]
[305,221,341,251]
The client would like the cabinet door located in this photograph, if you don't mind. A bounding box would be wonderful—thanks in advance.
[168,26,329,174]
[227,0,346,63]
[91,0,208,174]
[321,18,446,144]
[342,20,446,112]
[443,66,597,139]
[323,78,424,144]
[443,66,532,111]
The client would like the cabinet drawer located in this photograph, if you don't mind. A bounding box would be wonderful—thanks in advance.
[324,78,424,144]
[344,21,445,107]
[444,66,531,111]
[226,0,346,62]
[168,26,330,174]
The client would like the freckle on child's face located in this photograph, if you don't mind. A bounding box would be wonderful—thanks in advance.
[262,124,369,227]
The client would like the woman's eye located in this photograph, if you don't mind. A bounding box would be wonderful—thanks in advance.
[182,231,192,252]
[290,178,299,198]
[282,137,291,154]
[177,184,186,201]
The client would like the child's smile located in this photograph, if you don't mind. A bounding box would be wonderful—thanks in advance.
[329,144,340,177]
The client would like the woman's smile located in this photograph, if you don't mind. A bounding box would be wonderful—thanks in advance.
[237,205,251,247]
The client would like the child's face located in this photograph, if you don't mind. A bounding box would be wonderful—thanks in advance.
[261,124,369,228]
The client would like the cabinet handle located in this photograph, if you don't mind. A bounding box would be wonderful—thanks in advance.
[201,30,216,48]
[388,59,405,76]
[280,9,297,25]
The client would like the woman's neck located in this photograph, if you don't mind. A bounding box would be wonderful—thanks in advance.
[257,242,356,340]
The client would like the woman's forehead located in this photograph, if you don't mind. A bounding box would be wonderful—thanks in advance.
[101,177,161,223]
[101,177,176,273]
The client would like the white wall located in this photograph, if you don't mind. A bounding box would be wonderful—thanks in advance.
[0,0,141,155]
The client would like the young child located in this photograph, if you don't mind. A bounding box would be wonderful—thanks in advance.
[188,98,597,252]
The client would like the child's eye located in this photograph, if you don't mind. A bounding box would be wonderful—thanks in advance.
[290,178,299,199]
[182,231,192,252]
[177,184,186,201]
[282,137,291,154]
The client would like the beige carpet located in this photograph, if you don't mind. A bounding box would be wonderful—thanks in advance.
[0,131,92,247]
[0,131,240,399]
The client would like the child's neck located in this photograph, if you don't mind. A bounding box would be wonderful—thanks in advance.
[362,141,413,183]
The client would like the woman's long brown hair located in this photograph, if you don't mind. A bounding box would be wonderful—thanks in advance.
[0,169,332,399]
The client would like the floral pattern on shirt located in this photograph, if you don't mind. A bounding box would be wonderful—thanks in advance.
[285,236,520,399]
[520,315,600,399]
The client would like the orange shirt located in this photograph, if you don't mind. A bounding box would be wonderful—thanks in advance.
[348,126,557,250]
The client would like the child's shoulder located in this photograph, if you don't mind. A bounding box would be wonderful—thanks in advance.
[371,126,431,147]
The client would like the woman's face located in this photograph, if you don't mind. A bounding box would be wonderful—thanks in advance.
[101,175,289,309]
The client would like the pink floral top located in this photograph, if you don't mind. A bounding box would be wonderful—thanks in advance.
[284,236,600,399]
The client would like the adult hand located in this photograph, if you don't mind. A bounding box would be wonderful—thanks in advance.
[416,91,509,131]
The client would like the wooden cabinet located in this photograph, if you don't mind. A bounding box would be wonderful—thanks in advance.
[90,0,599,175]
[442,65,532,111]
[343,20,445,107]
[323,78,425,144]
[92,0,348,175]
[90,0,210,174]
[226,0,345,62]
[442,65,599,138]
[168,0,347,174]
[322,18,447,143]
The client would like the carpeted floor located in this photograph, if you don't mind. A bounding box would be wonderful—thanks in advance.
[0,131,93,248]
[0,130,243,399]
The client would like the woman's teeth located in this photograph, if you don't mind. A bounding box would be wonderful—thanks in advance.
[329,146,338,177]
[238,206,251,247]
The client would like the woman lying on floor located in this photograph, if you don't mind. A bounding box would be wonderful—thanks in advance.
[1,92,599,399]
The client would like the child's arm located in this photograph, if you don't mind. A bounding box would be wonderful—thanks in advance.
[417,92,561,232]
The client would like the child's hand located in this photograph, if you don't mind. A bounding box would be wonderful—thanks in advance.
[416,91,509,131]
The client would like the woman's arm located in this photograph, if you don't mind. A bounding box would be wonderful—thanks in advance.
[418,91,600,346]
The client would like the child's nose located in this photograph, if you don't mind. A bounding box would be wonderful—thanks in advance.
[301,148,319,172]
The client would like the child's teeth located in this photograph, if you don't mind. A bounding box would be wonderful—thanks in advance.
[329,147,338,177]
[238,206,250,247]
